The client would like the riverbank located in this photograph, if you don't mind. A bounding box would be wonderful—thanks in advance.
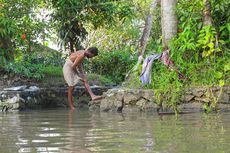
[1,83,229,113]
[1,69,229,113]
[89,85,230,113]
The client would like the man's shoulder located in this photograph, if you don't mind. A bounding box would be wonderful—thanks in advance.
[75,50,85,60]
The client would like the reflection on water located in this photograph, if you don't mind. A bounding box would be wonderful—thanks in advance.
[0,109,230,153]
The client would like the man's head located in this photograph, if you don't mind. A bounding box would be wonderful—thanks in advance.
[85,47,98,58]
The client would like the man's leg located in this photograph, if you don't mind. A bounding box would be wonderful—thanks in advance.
[68,86,75,110]
[83,80,102,100]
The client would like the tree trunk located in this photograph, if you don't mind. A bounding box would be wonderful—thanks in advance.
[203,0,212,26]
[138,0,159,57]
[126,0,159,78]
[161,0,178,47]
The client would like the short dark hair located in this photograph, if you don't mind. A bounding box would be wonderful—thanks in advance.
[87,47,98,56]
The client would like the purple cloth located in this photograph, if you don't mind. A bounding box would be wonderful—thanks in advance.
[140,54,161,84]
[140,49,187,84]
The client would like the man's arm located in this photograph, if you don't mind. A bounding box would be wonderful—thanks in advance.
[78,63,84,74]
[78,63,87,81]
[72,54,84,69]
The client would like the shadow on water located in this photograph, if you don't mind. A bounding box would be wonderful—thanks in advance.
[0,108,230,153]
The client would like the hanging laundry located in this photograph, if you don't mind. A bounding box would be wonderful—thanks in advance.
[140,49,187,84]
[161,49,170,65]
[161,49,187,80]
[140,54,161,84]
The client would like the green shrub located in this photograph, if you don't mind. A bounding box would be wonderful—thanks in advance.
[87,73,114,86]
[3,61,63,79]
[3,62,44,79]
[84,50,137,84]
[22,51,66,66]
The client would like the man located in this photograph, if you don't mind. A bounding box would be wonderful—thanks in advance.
[63,47,102,110]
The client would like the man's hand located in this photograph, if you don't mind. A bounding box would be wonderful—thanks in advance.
[72,66,78,73]
[79,73,87,82]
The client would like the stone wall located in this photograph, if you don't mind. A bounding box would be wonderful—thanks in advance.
[0,86,109,111]
[89,88,158,113]
[1,85,229,113]
[89,86,230,113]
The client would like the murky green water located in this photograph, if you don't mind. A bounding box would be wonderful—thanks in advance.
[0,109,230,153]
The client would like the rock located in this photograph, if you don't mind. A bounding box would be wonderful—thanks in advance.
[6,94,21,104]
[136,98,147,108]
[158,107,175,114]
[100,98,113,112]
[178,103,203,112]
[123,93,140,104]
[99,96,123,112]
[183,94,195,102]
[12,103,20,110]
[51,94,56,98]
[106,92,115,97]
[224,86,230,94]
[114,100,123,108]
[192,88,205,97]
[3,75,8,79]
[1,94,6,99]
[89,104,100,111]
[193,91,204,97]
[122,105,140,113]
[216,104,230,112]
[0,94,21,111]
[142,90,154,101]
[28,86,39,91]
[145,102,159,112]
[194,97,211,103]
[211,86,220,92]
[4,85,27,91]
[185,91,193,94]
[217,92,229,103]
[191,87,206,93]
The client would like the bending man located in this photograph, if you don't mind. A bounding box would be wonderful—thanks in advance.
[63,47,102,110]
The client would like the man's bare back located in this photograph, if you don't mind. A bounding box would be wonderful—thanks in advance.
[69,50,85,69]
[69,50,84,62]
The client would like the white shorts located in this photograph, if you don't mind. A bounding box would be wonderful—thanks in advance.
[63,59,81,86]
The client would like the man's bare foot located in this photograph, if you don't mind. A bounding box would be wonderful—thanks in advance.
[91,95,103,101]
[70,106,75,110]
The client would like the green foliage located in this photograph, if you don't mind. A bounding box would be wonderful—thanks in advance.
[0,1,17,63]
[149,62,184,112]
[0,0,51,65]
[49,0,134,50]
[211,0,230,44]
[197,26,219,57]
[87,73,114,86]
[0,0,229,102]
[22,50,65,66]
[125,0,230,113]
[84,19,140,52]
[85,50,137,84]
[3,62,45,79]
[3,61,63,79]
[2,44,65,79]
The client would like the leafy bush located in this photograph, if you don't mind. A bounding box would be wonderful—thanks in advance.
[87,73,114,86]
[84,50,137,84]
[3,62,44,79]
[84,51,136,83]
[3,61,63,80]
[22,51,66,66]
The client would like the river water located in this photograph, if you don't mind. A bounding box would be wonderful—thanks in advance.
[0,109,230,153]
